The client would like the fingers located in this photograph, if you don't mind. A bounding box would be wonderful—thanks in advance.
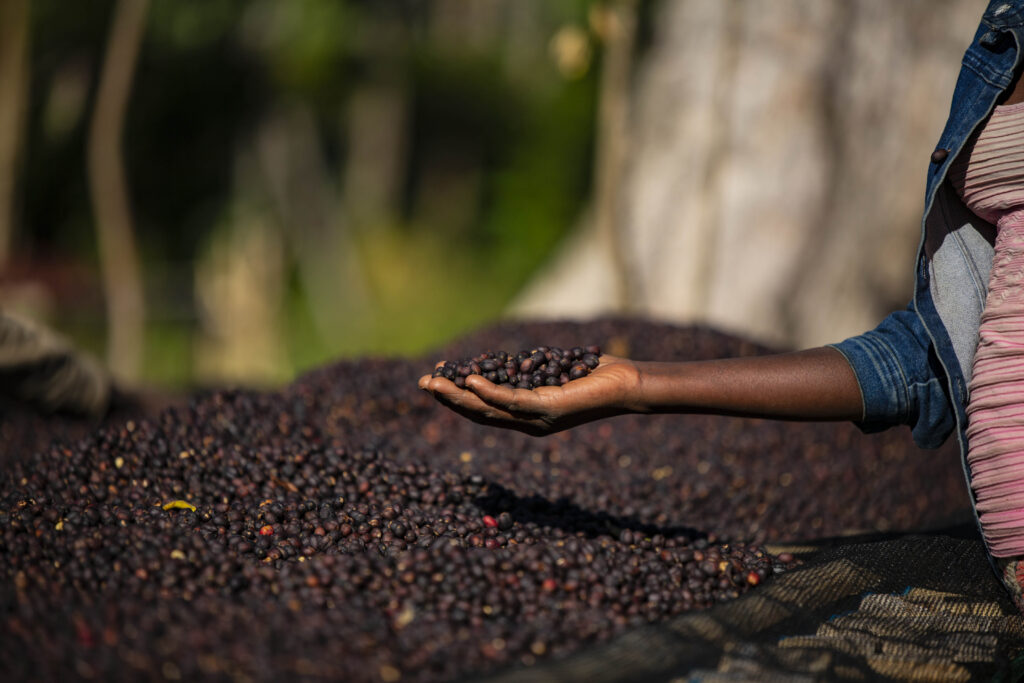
[421,376,508,416]
[594,354,625,370]
[422,375,472,403]
[422,376,550,436]
[463,375,547,416]
[421,373,535,414]
[419,354,632,436]
[437,393,550,437]
[417,362,447,387]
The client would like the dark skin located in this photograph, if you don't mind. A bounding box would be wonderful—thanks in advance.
[420,70,1024,437]
[418,349,862,437]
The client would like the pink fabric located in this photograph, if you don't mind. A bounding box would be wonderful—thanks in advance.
[958,102,1024,557]
[949,101,1024,224]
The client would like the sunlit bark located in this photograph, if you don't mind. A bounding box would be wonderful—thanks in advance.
[87,0,148,382]
[0,0,30,269]
[514,0,988,350]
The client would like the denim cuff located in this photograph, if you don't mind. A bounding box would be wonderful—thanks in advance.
[827,336,909,435]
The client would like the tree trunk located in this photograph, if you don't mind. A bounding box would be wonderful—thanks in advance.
[87,0,148,382]
[0,0,30,269]
[591,0,639,310]
[512,0,988,350]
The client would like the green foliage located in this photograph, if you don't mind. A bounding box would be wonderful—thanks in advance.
[148,0,243,51]
[481,74,597,283]
[241,0,355,102]
[18,0,607,386]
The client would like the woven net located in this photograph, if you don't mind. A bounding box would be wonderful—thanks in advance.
[478,529,1024,682]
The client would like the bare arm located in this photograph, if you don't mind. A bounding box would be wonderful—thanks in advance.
[418,346,863,436]
[630,347,861,419]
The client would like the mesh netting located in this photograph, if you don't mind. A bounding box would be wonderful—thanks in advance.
[477,528,1024,682]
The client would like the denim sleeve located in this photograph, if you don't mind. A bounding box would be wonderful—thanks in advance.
[827,305,956,449]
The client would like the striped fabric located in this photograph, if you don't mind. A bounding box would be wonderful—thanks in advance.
[950,101,1024,226]
[954,101,1024,557]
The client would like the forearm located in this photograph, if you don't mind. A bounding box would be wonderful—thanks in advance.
[624,347,863,422]
[421,346,865,436]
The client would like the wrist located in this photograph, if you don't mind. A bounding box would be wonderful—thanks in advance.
[617,360,650,413]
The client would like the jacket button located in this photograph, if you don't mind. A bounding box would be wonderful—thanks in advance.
[979,30,1005,49]
[930,148,949,164]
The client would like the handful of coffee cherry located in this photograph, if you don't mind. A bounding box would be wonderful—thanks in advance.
[432,345,602,390]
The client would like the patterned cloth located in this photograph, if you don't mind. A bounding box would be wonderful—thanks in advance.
[0,310,110,416]
[955,102,1024,563]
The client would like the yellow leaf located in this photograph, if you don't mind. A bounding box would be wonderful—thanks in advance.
[162,500,197,512]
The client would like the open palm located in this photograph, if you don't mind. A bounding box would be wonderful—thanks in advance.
[418,355,640,436]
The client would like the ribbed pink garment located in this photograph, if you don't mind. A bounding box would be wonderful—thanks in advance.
[952,100,1024,557]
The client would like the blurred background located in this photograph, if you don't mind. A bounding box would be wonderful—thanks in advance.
[0,0,989,390]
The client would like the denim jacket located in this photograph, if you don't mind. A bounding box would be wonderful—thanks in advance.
[830,0,1024,527]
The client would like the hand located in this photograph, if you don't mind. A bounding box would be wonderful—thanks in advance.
[418,355,641,436]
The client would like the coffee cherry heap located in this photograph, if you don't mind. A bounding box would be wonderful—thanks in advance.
[0,417,782,683]
[0,320,969,683]
[432,345,602,390]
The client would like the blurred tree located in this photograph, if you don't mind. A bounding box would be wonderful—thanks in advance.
[255,103,369,344]
[16,0,607,384]
[193,169,289,385]
[514,0,988,351]
[0,0,30,268]
[132,0,264,264]
[591,0,639,309]
[87,0,148,382]
[342,79,409,228]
